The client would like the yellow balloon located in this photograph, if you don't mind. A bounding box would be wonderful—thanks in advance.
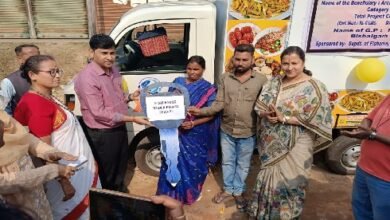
[355,58,386,83]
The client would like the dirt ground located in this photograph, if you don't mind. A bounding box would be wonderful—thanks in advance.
[125,157,354,220]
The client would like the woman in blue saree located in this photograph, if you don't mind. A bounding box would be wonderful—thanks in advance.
[157,56,220,205]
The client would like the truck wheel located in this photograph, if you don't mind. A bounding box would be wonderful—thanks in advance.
[325,136,361,175]
[134,138,161,177]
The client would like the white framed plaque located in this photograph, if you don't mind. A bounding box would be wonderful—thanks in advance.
[145,95,185,121]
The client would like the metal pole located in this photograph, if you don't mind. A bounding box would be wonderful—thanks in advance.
[24,0,37,38]
[87,0,97,37]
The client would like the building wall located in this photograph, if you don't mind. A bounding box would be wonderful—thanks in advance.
[0,40,90,100]
[95,0,132,34]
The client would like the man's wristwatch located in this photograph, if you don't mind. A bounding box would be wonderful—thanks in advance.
[368,131,377,140]
[127,94,133,102]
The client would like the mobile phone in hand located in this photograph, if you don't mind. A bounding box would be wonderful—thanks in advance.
[59,155,88,171]
[268,104,276,117]
[89,188,165,220]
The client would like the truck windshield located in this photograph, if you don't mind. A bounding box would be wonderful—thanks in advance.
[116,23,190,74]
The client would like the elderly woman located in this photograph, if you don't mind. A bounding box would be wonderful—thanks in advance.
[0,107,76,220]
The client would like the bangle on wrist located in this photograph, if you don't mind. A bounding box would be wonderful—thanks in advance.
[127,94,133,102]
[190,121,194,128]
[174,214,186,220]
[281,116,286,125]
[281,116,291,125]
[368,131,377,140]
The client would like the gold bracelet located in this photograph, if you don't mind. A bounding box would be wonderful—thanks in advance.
[281,116,291,125]
[285,116,291,124]
[173,215,186,220]
[127,94,133,102]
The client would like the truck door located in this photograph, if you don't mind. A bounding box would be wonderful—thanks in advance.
[113,19,197,135]
[110,19,198,176]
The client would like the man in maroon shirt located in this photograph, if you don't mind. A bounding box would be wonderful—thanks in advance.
[75,34,149,192]
[342,94,390,220]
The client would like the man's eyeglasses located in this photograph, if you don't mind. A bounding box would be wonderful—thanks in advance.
[38,68,64,77]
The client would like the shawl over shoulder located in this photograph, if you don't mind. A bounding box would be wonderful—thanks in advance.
[255,77,332,166]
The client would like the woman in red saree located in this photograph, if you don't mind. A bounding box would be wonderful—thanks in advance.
[14,55,100,220]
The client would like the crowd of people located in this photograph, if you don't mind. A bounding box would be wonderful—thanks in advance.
[0,34,389,220]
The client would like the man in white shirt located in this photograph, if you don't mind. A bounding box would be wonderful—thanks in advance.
[0,44,40,115]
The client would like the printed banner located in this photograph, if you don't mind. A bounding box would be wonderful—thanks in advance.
[334,114,367,128]
[307,0,390,52]
[224,0,292,79]
[225,20,289,63]
[329,89,388,114]
[228,0,292,20]
[329,89,390,127]
[224,20,288,79]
